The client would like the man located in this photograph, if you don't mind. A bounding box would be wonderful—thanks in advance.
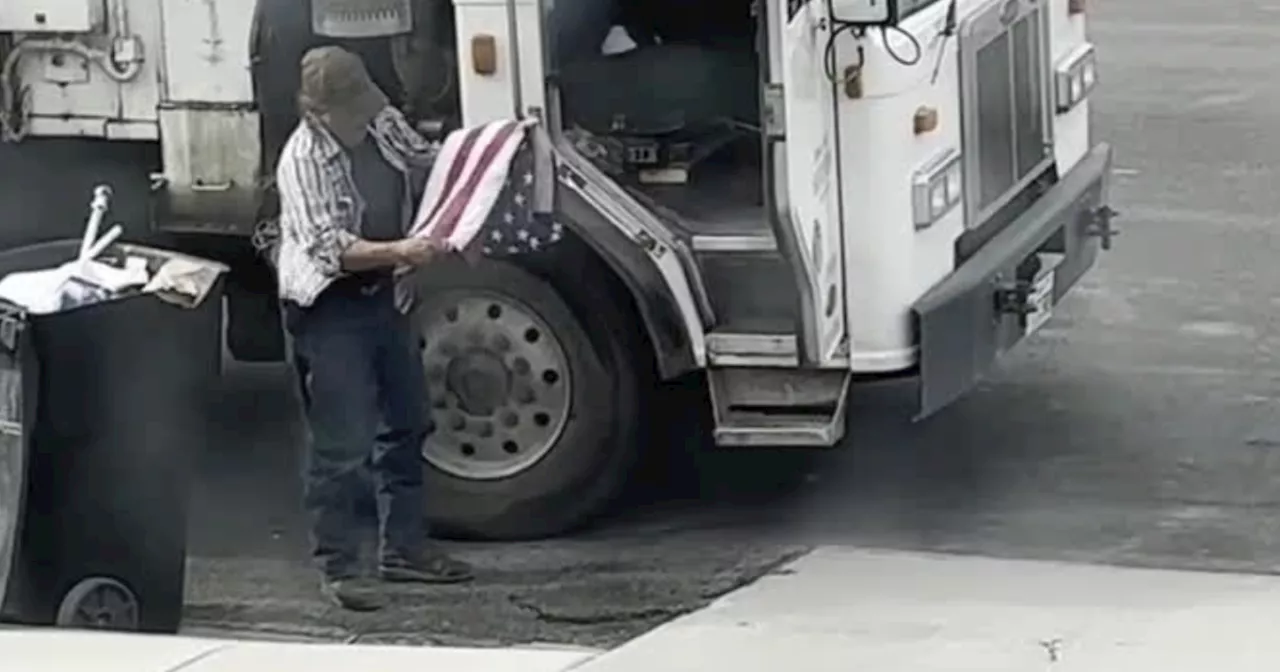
[275,45,473,612]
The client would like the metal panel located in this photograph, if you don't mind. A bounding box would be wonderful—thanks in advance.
[913,142,1112,420]
[153,105,261,235]
[158,0,256,103]
[0,0,102,32]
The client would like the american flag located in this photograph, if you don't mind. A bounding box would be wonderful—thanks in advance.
[408,119,561,259]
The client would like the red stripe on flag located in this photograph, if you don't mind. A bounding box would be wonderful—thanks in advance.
[419,125,486,232]
[429,122,522,243]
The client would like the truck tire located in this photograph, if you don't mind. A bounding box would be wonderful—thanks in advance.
[412,256,645,540]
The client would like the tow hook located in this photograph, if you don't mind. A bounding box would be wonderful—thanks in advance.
[1084,205,1120,250]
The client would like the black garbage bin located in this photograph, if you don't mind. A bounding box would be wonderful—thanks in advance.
[0,239,225,634]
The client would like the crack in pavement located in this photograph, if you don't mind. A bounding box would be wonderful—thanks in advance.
[501,547,810,626]
[508,596,690,626]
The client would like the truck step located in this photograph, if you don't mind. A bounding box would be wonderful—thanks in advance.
[707,326,797,366]
[691,233,776,253]
[708,367,851,447]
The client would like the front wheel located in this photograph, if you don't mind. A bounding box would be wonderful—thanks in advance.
[412,257,644,540]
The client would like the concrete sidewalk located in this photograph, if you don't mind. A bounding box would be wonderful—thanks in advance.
[577,547,1280,671]
[3,629,602,672]
[16,548,1280,671]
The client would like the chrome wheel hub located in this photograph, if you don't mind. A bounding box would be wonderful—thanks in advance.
[420,293,572,480]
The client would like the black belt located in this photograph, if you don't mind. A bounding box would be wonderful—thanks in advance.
[282,272,393,335]
[324,272,392,299]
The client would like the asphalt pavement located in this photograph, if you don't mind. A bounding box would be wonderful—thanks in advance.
[183,0,1280,649]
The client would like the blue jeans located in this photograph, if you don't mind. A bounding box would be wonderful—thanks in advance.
[284,275,428,580]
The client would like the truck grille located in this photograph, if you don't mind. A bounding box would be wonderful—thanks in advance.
[960,0,1053,227]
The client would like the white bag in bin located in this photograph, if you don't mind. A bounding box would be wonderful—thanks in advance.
[0,186,226,314]
[0,255,147,315]
[0,266,73,314]
[0,215,134,313]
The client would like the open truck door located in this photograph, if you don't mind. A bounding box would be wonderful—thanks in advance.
[764,0,847,366]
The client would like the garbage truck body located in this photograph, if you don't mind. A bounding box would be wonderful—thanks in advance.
[0,0,1117,538]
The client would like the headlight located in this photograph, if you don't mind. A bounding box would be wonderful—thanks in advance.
[1055,43,1098,114]
[912,149,963,230]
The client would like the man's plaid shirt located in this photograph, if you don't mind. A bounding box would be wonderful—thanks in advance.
[266,106,437,307]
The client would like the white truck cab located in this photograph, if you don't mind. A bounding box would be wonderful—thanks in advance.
[0,0,1116,538]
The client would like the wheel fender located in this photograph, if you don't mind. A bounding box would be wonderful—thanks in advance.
[555,180,698,380]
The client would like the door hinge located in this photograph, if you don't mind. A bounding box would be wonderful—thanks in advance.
[632,229,659,253]
[762,84,786,139]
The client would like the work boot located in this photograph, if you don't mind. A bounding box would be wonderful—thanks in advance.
[321,578,386,611]
[379,553,475,584]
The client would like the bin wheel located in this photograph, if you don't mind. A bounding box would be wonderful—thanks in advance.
[55,577,140,631]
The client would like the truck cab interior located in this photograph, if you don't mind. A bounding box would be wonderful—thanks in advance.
[552,0,765,242]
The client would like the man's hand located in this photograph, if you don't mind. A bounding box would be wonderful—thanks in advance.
[341,236,446,272]
[393,237,447,266]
